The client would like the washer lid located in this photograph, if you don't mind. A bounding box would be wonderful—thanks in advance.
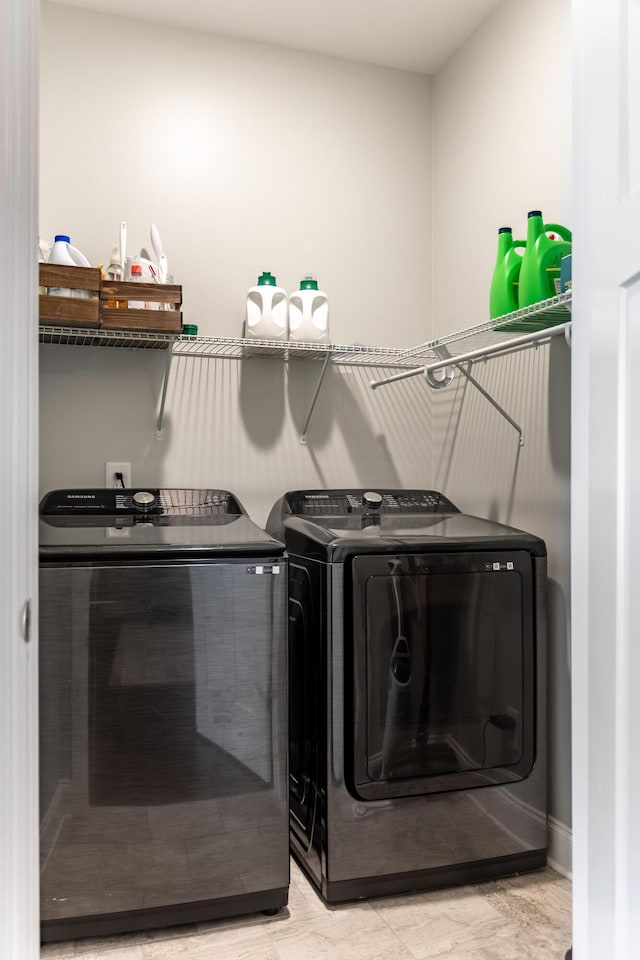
[39,488,285,559]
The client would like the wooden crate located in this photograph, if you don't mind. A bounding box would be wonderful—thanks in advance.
[39,264,101,328]
[100,281,182,333]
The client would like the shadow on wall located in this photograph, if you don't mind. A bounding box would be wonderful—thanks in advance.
[548,336,571,474]
[433,339,570,526]
[285,359,334,449]
[336,367,404,488]
[239,357,287,448]
[434,364,524,525]
[38,345,172,494]
[143,350,429,509]
[284,361,404,486]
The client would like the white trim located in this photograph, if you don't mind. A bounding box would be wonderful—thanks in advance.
[0,0,40,955]
[572,0,640,954]
[547,815,572,880]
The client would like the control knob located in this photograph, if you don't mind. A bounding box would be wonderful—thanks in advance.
[132,490,156,510]
[362,491,383,511]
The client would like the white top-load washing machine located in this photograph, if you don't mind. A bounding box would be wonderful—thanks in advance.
[39,488,288,942]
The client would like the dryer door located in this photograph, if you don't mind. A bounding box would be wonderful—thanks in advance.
[348,550,536,801]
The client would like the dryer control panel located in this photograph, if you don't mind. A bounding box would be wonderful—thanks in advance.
[285,489,459,516]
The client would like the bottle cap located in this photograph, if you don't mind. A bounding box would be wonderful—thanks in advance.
[527,210,542,218]
[109,245,120,265]
[182,323,198,336]
[257,272,277,286]
[131,263,143,276]
[300,275,318,290]
[497,227,512,234]
[54,234,71,243]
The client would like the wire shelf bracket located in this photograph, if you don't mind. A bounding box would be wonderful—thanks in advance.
[369,316,572,448]
[156,340,175,440]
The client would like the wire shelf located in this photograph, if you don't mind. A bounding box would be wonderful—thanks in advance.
[388,291,572,366]
[172,336,415,366]
[39,327,416,367]
[39,326,177,350]
[39,293,570,365]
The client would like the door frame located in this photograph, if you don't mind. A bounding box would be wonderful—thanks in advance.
[0,0,40,956]
[571,0,640,955]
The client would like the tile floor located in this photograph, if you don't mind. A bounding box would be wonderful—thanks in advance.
[41,860,572,960]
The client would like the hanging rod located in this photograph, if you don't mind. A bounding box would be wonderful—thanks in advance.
[369,322,571,391]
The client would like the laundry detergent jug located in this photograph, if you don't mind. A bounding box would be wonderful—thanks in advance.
[490,228,526,320]
[47,234,92,297]
[518,211,572,308]
[288,275,329,343]
[244,272,287,341]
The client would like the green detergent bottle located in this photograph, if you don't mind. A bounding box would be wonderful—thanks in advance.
[490,227,526,320]
[518,210,572,308]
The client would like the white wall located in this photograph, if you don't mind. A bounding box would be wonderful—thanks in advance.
[39,2,434,524]
[431,0,573,871]
[39,0,573,875]
[41,5,433,343]
[432,0,571,333]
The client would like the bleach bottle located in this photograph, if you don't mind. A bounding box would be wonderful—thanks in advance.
[48,234,91,297]
[518,211,572,308]
[288,274,329,343]
[245,272,287,341]
[489,227,526,320]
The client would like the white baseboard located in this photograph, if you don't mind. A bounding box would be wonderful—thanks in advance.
[547,815,572,879]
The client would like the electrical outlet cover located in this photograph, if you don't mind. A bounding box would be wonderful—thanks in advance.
[105,461,131,488]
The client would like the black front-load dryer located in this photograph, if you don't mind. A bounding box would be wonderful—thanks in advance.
[39,488,288,942]
[266,488,547,903]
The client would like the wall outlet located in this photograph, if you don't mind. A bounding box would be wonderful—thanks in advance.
[105,461,131,488]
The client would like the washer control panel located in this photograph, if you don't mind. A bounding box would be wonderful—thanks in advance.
[40,488,244,517]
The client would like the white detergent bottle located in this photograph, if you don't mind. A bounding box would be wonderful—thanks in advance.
[245,272,288,341]
[288,274,329,343]
[48,234,91,297]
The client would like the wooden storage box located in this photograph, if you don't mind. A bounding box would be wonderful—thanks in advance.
[39,264,101,328]
[100,281,182,333]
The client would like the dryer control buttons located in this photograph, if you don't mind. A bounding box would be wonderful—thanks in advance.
[362,491,383,510]
[132,490,156,510]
